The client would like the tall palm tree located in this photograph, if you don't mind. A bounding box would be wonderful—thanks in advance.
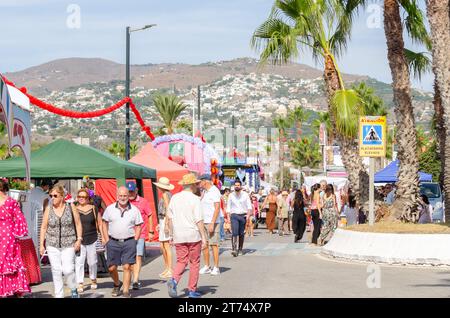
[252,0,367,204]
[273,115,293,189]
[426,0,450,221]
[289,106,310,137]
[312,112,333,144]
[382,0,435,221]
[152,94,188,135]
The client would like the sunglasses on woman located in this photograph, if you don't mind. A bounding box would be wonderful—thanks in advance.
[49,194,59,198]
[77,196,88,199]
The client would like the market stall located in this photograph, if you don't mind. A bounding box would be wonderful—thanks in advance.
[152,133,221,176]
[0,139,156,268]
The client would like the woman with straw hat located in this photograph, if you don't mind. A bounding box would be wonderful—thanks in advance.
[153,177,175,279]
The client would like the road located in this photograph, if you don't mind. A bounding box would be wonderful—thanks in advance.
[30,228,450,298]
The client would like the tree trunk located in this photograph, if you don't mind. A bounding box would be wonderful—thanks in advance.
[384,0,420,222]
[323,54,371,209]
[426,0,450,222]
[433,79,445,187]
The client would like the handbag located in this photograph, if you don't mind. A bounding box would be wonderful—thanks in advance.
[223,222,231,233]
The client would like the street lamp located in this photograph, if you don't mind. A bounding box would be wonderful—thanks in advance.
[125,24,156,160]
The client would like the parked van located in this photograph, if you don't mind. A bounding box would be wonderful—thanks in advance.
[419,182,444,222]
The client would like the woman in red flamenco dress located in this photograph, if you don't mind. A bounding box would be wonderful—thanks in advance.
[0,179,30,297]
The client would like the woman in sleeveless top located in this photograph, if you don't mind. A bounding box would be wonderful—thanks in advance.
[291,190,306,243]
[261,189,278,234]
[74,188,102,294]
[153,177,175,279]
[310,184,322,245]
[318,184,339,246]
[40,185,82,298]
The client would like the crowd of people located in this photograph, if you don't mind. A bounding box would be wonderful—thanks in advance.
[5,174,432,299]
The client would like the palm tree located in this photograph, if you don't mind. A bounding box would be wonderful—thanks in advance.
[108,141,125,159]
[107,142,138,159]
[352,83,388,117]
[289,136,322,169]
[273,115,293,190]
[381,0,435,221]
[289,106,310,137]
[252,0,366,205]
[426,0,450,221]
[312,112,333,144]
[152,94,188,135]
[175,118,193,134]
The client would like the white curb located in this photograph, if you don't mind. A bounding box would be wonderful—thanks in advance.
[321,228,450,266]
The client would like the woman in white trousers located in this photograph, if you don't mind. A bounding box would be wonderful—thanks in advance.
[40,185,82,298]
[74,188,102,293]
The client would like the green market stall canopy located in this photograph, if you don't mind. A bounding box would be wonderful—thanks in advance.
[0,139,156,182]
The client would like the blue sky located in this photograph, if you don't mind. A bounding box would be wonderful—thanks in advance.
[0,0,433,91]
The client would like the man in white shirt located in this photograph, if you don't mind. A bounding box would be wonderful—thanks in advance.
[166,173,207,298]
[102,186,143,298]
[226,180,252,257]
[198,174,222,276]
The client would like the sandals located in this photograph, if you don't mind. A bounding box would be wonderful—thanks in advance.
[91,280,97,290]
[77,284,84,294]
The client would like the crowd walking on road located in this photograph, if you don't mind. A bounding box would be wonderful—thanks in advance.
[3,172,367,299]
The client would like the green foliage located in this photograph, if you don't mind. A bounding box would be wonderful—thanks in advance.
[331,89,363,139]
[404,49,431,80]
[288,136,322,168]
[419,140,441,182]
[107,141,138,159]
[7,178,30,190]
[152,94,188,134]
[175,118,193,135]
[274,167,292,190]
[352,82,387,116]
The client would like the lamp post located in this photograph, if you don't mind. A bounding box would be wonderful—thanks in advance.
[125,24,156,160]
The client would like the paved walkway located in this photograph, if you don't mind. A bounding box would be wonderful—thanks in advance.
[30,228,450,298]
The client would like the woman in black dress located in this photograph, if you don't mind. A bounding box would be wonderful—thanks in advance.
[291,190,306,243]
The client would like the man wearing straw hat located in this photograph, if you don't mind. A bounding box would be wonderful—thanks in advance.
[166,173,207,298]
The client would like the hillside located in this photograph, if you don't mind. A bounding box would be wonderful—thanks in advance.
[3,57,434,151]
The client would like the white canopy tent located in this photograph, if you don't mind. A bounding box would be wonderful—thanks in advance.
[303,176,349,195]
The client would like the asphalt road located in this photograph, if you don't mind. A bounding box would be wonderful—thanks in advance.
[30,227,450,298]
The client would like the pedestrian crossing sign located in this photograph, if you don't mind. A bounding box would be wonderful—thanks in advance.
[359,116,386,157]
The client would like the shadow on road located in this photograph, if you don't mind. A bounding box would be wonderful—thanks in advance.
[27,290,53,298]
[411,278,450,288]
[189,285,219,297]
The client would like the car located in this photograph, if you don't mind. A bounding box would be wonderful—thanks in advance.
[420,182,445,223]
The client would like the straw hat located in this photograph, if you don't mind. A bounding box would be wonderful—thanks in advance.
[282,191,289,196]
[178,173,201,185]
[153,177,175,191]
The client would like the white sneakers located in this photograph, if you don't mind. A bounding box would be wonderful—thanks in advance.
[210,267,220,276]
[199,266,212,274]
[199,265,220,276]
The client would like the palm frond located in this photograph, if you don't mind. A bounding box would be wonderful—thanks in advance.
[251,18,300,66]
[331,89,364,138]
[400,0,432,50]
[404,48,431,80]
[152,94,188,134]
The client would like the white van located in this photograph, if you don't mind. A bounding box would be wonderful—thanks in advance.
[420,182,445,222]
